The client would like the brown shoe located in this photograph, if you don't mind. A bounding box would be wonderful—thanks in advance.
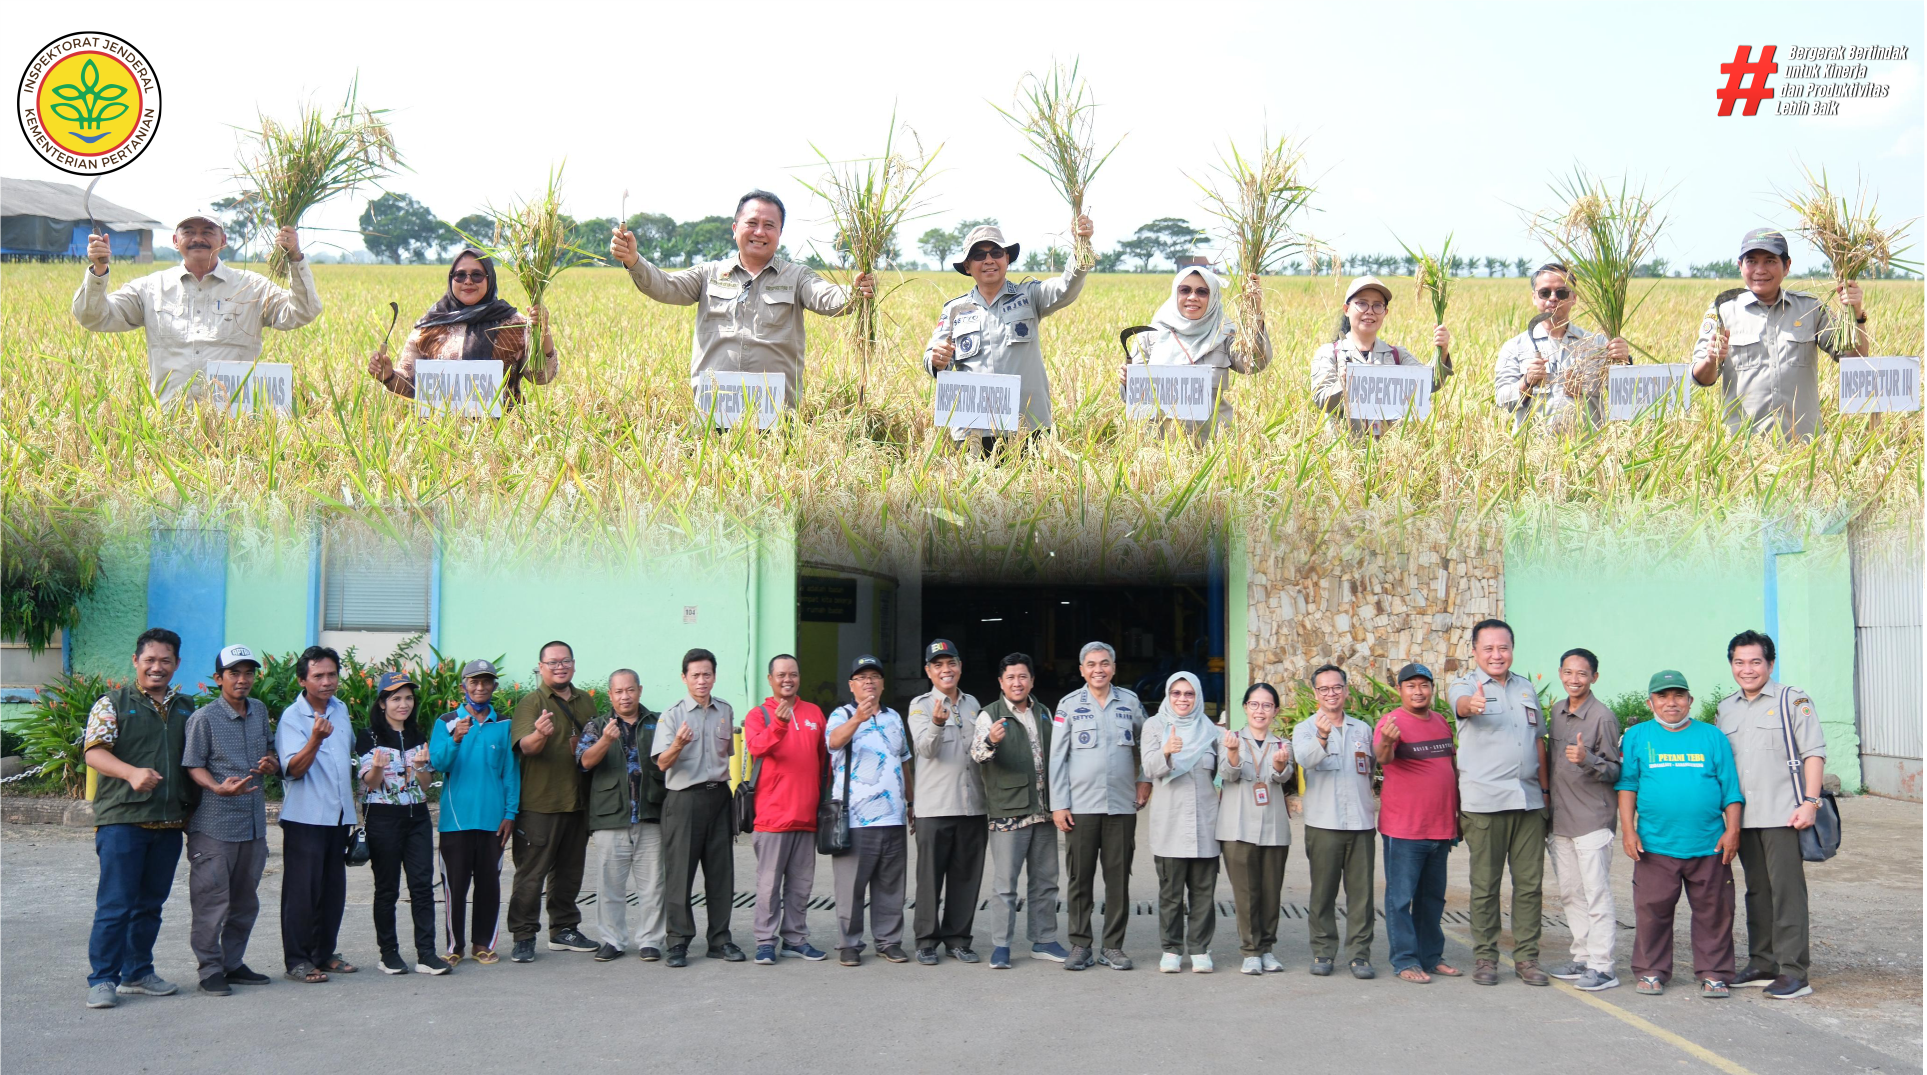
[1472,959,1500,986]
[1516,959,1551,986]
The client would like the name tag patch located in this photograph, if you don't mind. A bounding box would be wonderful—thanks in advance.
[1253,783,1270,806]
[1354,750,1370,775]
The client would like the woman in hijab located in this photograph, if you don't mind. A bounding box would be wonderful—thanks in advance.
[1139,671,1223,973]
[367,249,557,405]
[1124,269,1271,440]
[1217,682,1296,975]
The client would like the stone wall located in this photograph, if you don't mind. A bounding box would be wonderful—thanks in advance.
[1246,517,1505,692]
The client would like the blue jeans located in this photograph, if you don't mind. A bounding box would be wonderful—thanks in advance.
[1382,835,1451,973]
[89,824,184,986]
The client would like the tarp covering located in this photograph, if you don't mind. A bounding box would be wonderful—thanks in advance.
[0,176,162,255]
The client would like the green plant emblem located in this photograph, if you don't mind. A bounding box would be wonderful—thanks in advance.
[49,59,130,136]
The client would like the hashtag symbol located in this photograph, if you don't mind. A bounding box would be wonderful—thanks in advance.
[1716,45,1777,116]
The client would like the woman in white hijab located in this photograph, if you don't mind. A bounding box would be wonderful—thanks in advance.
[1125,268,1272,440]
[1139,671,1222,973]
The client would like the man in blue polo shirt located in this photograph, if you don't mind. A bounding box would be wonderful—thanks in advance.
[1616,671,1744,999]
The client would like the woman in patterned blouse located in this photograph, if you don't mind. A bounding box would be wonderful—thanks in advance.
[353,671,450,976]
[367,249,558,406]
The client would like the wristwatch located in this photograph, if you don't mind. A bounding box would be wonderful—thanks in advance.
[1802,795,1821,806]
[1854,314,1868,324]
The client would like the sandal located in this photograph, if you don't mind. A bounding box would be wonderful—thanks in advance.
[443,951,464,967]
[318,955,358,974]
[1432,962,1464,977]
[1397,967,1433,984]
[471,947,500,965]
[284,961,328,983]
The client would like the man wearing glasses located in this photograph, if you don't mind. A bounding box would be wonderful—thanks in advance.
[1291,664,1380,979]
[506,641,602,963]
[922,219,1095,456]
[1493,264,1631,434]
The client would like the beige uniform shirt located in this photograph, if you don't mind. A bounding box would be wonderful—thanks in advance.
[908,689,985,817]
[1493,322,1612,434]
[1715,681,1826,829]
[1692,288,1850,440]
[1309,336,1451,434]
[922,264,1088,433]
[651,695,737,790]
[71,258,322,405]
[623,253,852,409]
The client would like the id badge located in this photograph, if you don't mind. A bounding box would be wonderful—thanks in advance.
[1354,750,1370,775]
[1253,783,1270,806]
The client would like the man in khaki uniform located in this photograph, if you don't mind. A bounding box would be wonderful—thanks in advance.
[1691,228,1868,440]
[906,639,987,964]
[506,640,601,963]
[1716,629,1826,1001]
[610,190,873,410]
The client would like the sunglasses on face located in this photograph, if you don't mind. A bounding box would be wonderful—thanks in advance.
[1176,285,1211,298]
[966,246,1007,263]
[451,271,488,284]
[1535,287,1572,300]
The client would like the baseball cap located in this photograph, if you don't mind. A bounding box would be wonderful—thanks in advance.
[1647,669,1691,694]
[175,214,223,231]
[848,654,885,678]
[1344,276,1393,305]
[375,670,418,695]
[461,659,499,680]
[952,224,1020,275]
[923,639,960,663]
[1395,662,1434,684]
[215,644,259,672]
[1738,227,1789,259]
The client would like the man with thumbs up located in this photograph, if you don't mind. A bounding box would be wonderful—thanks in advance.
[507,641,601,963]
[1545,649,1624,992]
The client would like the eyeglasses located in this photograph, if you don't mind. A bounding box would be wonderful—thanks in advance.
[966,246,1007,262]
[1535,287,1572,300]
[1313,684,1348,694]
[540,658,575,668]
[451,271,488,283]
[1176,285,1211,298]
[1349,301,1387,314]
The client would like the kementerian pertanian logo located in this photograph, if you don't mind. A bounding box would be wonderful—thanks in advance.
[17,31,161,174]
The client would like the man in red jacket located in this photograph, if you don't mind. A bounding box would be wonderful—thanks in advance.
[744,654,828,964]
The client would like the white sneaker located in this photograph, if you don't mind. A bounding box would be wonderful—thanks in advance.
[1192,954,1214,973]
[1261,952,1285,973]
[1240,956,1263,975]
[1159,953,1182,973]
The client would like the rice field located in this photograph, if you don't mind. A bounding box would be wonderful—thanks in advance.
[3,261,1920,554]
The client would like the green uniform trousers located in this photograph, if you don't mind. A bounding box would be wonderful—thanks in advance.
[1462,808,1546,962]
[1738,826,1810,980]
[1304,826,1374,962]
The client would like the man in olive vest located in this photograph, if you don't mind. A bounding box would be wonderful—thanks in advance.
[576,668,668,962]
[83,628,201,1009]
[970,652,1068,969]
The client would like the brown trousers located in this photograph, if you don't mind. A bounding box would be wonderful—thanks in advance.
[508,810,588,941]
[1631,852,1735,983]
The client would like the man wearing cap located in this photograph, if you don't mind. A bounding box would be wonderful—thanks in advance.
[923,217,1096,454]
[1544,648,1624,992]
[1616,671,1744,999]
[1292,664,1379,979]
[181,644,278,996]
[1716,630,1826,1001]
[1309,276,1453,434]
[1493,264,1632,434]
[653,647,743,967]
[970,652,1067,969]
[610,190,874,411]
[576,668,668,963]
[1447,618,1552,987]
[1373,663,1461,985]
[1048,640,1150,972]
[71,217,321,407]
[1691,228,1869,440]
[506,640,601,963]
[906,639,987,965]
[824,655,915,966]
[429,661,520,965]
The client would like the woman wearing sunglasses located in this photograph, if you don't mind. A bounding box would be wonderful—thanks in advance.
[1122,267,1271,441]
[1492,264,1630,434]
[368,249,557,407]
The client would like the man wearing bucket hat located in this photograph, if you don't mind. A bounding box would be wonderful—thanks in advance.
[181,644,278,996]
[922,217,1096,454]
[1690,227,1869,440]
[906,639,987,965]
[430,660,519,965]
[72,215,321,407]
[1309,276,1453,434]
[1615,670,1744,999]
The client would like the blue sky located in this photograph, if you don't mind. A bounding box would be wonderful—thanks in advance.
[6,1,1921,270]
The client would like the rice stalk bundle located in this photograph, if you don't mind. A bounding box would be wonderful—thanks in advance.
[992,59,1121,270]
[1526,169,1667,386]
[1783,166,1918,349]
[462,164,594,311]
[234,77,400,279]
[1396,235,1453,364]
[1194,132,1321,351]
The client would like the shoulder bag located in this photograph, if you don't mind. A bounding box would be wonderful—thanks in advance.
[815,714,853,855]
[733,707,765,835]
[1776,687,1841,862]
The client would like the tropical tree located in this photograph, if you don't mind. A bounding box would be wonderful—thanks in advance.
[918,227,960,265]
[359,192,453,263]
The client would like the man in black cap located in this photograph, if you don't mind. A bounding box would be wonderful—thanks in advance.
[1690,227,1869,440]
[1373,663,1462,984]
[906,639,987,964]
[824,655,915,966]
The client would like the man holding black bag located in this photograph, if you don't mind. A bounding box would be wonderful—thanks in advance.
[1716,630,1829,1001]
[743,655,828,965]
[824,655,914,967]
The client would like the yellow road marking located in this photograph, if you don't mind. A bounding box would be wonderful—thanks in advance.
[1439,925,1758,1075]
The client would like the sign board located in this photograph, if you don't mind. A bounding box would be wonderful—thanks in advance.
[203,361,293,417]
[1123,365,1216,422]
[1344,363,1433,421]
[1606,364,1692,421]
[694,371,785,429]
[415,360,505,418]
[798,577,858,623]
[1839,356,1921,415]
[934,371,1023,432]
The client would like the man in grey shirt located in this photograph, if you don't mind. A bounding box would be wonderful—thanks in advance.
[652,648,741,967]
[1544,648,1624,992]
[1717,630,1827,1000]
[181,645,279,996]
[1447,618,1551,987]
[906,639,987,965]
[1048,641,1150,971]
[1291,665,1378,978]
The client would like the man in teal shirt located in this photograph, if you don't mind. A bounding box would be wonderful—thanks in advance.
[1615,671,1743,999]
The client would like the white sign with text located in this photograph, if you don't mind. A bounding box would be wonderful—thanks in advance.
[203,361,293,417]
[934,371,1023,432]
[1344,363,1433,421]
[694,371,785,429]
[1124,365,1216,422]
[1838,356,1921,414]
[415,360,505,418]
[1607,364,1692,421]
